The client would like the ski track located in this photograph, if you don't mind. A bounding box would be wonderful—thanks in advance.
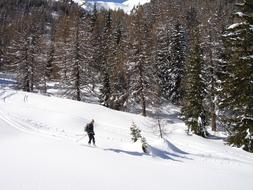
[0,100,130,149]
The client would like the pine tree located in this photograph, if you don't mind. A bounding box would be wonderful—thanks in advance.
[70,6,93,101]
[107,16,129,110]
[99,10,113,107]
[36,8,58,94]
[130,122,142,143]
[130,122,149,153]
[54,3,93,101]
[45,21,56,81]
[0,6,8,71]
[127,7,159,116]
[6,8,44,92]
[167,21,187,104]
[53,13,72,85]
[181,28,207,137]
[89,3,102,91]
[203,6,227,132]
[219,0,253,152]
[154,23,171,101]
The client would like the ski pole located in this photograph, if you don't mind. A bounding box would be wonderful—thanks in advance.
[76,134,87,142]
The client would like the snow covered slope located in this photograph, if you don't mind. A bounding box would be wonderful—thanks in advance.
[0,80,253,189]
[86,1,128,12]
[79,0,150,14]
[122,0,150,13]
[122,0,150,7]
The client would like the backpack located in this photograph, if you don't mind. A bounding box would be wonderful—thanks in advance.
[85,123,93,132]
[85,124,89,132]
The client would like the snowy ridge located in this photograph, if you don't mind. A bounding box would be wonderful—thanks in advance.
[85,1,128,12]
[122,0,150,6]
[74,0,150,14]
[122,0,150,13]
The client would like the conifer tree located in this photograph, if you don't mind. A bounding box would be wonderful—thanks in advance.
[127,7,158,116]
[53,3,93,101]
[181,28,207,137]
[36,9,58,94]
[167,21,187,104]
[89,3,102,91]
[130,122,142,143]
[99,10,113,107]
[71,6,93,101]
[154,23,171,101]
[107,16,129,110]
[45,21,56,81]
[6,9,44,92]
[219,0,253,152]
[53,13,72,84]
[203,8,226,132]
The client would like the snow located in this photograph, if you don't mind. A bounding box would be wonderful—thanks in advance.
[246,129,251,139]
[235,11,245,17]
[228,23,242,30]
[240,55,253,60]
[76,0,150,14]
[1,78,253,190]
[84,1,127,12]
[121,0,151,13]
[122,0,150,7]
[227,22,251,30]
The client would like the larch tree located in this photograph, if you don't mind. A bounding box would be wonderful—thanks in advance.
[127,6,159,116]
[107,13,129,110]
[6,7,44,92]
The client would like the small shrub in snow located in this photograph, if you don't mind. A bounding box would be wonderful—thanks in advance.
[130,122,142,143]
[130,122,149,153]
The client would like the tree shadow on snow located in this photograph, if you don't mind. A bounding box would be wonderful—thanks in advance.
[104,141,192,162]
[147,139,193,162]
[206,134,226,141]
[104,148,186,162]
[104,148,145,157]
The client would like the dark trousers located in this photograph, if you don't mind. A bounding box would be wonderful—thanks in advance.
[88,133,95,145]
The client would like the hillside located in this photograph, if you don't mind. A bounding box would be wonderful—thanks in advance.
[76,0,151,13]
[0,77,253,190]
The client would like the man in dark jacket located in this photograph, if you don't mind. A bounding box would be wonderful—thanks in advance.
[85,119,95,145]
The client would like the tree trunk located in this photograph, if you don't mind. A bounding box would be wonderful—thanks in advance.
[141,92,146,117]
[209,29,216,132]
[211,110,217,131]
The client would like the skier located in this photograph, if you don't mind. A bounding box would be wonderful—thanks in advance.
[85,119,95,145]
